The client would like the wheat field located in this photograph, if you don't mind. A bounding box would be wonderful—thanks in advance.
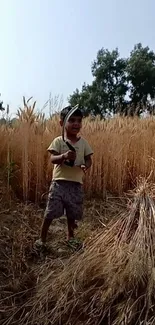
[1,104,155,202]
[1,103,155,324]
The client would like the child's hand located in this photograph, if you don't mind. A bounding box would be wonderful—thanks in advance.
[63,150,76,161]
[80,164,88,174]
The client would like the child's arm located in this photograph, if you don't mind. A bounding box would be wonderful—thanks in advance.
[48,138,76,165]
[50,150,64,165]
[50,150,76,165]
[80,139,93,173]
[85,154,92,169]
[80,154,92,173]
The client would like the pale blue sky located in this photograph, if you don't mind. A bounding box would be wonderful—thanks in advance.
[0,0,155,115]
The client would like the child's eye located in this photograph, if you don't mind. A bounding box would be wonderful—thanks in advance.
[70,118,82,123]
[69,118,75,123]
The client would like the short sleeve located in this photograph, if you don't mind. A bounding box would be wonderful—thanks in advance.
[84,140,93,157]
[47,137,61,154]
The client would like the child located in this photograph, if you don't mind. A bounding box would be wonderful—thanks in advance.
[35,106,93,250]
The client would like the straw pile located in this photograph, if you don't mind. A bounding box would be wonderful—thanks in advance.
[24,180,155,325]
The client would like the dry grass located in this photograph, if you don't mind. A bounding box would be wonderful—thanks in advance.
[1,100,155,324]
[21,179,155,325]
[0,168,122,325]
[1,100,155,202]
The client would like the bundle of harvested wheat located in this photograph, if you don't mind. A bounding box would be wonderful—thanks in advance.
[24,180,155,325]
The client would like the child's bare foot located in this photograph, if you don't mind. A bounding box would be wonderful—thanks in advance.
[34,238,46,250]
[67,238,83,251]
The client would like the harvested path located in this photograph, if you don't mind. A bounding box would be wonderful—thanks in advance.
[0,171,125,324]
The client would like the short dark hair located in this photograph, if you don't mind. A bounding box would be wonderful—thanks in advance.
[60,105,83,122]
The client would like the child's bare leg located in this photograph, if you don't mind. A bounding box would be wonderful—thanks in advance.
[40,219,52,243]
[67,218,77,240]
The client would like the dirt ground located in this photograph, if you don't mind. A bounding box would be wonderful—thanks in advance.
[0,171,126,324]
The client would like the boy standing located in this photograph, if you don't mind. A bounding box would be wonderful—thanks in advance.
[35,106,93,249]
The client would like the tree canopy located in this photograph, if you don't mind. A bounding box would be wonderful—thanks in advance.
[69,43,155,117]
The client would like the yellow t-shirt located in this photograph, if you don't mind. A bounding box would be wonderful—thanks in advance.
[47,136,93,184]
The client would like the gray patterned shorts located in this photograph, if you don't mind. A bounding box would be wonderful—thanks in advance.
[44,180,84,221]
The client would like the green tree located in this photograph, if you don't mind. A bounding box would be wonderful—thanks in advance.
[69,48,128,117]
[127,43,155,115]
[69,82,108,117]
[91,48,128,114]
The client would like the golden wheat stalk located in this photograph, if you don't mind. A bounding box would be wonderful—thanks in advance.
[21,180,155,325]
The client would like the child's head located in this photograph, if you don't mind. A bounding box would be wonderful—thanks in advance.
[60,106,83,136]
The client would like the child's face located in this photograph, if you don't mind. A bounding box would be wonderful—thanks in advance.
[61,115,82,135]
